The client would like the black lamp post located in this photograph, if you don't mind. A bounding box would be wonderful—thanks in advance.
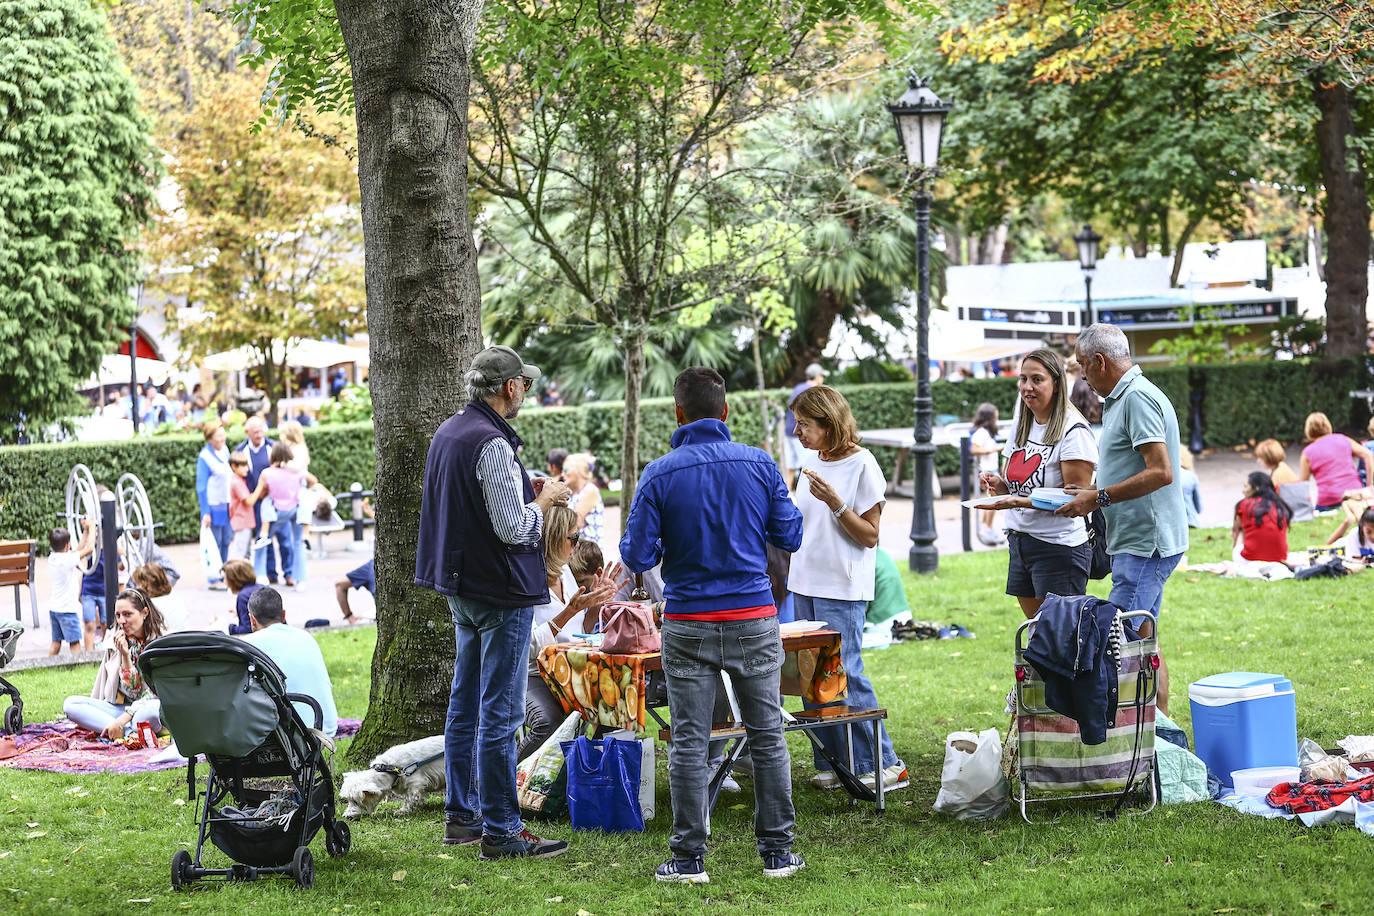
[888,74,952,574]
[1074,223,1102,328]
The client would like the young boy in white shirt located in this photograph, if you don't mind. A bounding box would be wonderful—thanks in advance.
[48,521,95,656]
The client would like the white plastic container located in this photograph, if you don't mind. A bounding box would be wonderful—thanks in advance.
[1231,765,1299,796]
[1029,487,1074,511]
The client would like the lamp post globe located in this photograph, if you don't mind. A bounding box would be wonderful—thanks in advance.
[1074,223,1102,327]
[888,74,952,574]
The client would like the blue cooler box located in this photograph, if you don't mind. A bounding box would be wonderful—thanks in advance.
[1188,672,1297,783]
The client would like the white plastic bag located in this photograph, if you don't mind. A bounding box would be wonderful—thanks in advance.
[933,728,1009,820]
[606,728,655,820]
[199,526,225,580]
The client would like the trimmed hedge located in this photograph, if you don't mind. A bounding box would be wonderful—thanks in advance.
[7,359,1359,546]
[0,423,376,550]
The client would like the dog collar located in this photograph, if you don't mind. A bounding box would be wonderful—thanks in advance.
[371,763,403,779]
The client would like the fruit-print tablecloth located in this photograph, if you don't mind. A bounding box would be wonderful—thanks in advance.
[537,630,847,735]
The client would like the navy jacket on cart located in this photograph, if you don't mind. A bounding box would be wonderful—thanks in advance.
[1024,594,1121,745]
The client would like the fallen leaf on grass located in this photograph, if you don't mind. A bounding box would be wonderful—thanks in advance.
[448,883,468,890]
[729,804,748,810]
[1215,909,1236,914]
[127,899,153,904]
[25,822,38,828]
[436,853,452,860]
[546,897,564,903]
[25,831,46,839]
[173,798,186,806]
[576,910,595,916]
[392,870,406,882]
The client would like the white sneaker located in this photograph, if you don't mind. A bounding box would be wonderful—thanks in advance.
[859,762,909,791]
[719,774,742,794]
[809,770,841,790]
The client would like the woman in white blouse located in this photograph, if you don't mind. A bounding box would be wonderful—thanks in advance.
[789,385,905,793]
[520,506,617,759]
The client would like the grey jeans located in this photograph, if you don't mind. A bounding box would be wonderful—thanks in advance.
[661,615,794,861]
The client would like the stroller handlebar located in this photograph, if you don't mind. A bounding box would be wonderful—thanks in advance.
[285,692,324,731]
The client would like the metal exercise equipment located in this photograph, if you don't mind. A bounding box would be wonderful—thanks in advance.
[62,465,161,627]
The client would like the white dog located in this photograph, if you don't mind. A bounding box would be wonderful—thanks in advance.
[339,735,446,818]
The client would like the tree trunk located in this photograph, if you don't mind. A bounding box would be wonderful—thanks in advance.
[944,223,963,267]
[335,0,484,764]
[1311,75,1370,358]
[751,308,772,457]
[1169,217,1202,288]
[783,287,844,385]
[619,327,646,534]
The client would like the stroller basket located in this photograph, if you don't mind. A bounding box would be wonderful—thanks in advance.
[137,631,351,889]
[1011,609,1158,822]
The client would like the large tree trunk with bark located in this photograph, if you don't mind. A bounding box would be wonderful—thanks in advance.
[1311,75,1370,358]
[336,0,485,764]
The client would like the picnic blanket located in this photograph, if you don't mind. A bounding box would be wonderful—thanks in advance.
[0,718,361,775]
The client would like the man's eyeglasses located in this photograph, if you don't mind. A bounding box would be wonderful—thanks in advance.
[509,377,534,392]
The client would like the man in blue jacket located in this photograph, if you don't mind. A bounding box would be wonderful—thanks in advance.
[236,416,278,583]
[415,345,571,860]
[621,366,805,885]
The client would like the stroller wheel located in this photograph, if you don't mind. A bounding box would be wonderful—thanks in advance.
[325,820,351,858]
[292,846,314,889]
[170,850,194,889]
[3,704,20,736]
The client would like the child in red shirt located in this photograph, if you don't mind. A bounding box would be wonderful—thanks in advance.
[227,452,261,560]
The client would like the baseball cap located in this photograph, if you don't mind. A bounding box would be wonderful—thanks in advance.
[472,346,541,385]
[804,363,825,379]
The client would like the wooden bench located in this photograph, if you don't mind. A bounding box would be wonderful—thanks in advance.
[0,540,38,627]
[657,705,891,812]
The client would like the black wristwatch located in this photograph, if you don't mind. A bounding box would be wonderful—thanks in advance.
[1096,488,1112,508]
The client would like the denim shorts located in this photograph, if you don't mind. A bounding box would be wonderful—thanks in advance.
[80,594,104,624]
[50,611,82,643]
[1006,531,1091,599]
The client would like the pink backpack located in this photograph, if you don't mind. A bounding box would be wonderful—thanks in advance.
[598,601,661,655]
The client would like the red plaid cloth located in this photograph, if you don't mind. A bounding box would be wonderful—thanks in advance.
[1266,774,1374,814]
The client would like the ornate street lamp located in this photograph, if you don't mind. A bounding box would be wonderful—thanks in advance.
[1074,223,1102,327]
[888,74,952,574]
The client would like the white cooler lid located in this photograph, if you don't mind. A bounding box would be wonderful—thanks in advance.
[1189,671,1293,705]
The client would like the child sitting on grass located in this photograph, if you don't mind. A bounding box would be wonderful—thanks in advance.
[48,522,95,656]
[221,558,261,635]
[1340,507,1374,561]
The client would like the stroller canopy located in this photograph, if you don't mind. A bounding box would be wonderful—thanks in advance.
[137,632,291,758]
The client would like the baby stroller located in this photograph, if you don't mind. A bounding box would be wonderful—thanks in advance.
[1009,609,1158,823]
[137,632,351,889]
[0,621,24,734]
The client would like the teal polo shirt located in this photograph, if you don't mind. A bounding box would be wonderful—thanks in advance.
[1097,365,1188,558]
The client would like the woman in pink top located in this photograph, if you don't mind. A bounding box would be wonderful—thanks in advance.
[252,443,317,587]
[1299,412,1373,511]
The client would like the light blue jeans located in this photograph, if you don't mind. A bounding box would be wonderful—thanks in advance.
[268,507,297,580]
[63,696,163,736]
[791,593,899,776]
[1108,550,1183,617]
[661,615,794,861]
[444,595,535,841]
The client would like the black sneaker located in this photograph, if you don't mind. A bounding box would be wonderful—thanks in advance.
[762,851,805,878]
[655,857,709,884]
[443,819,482,845]
[478,829,568,860]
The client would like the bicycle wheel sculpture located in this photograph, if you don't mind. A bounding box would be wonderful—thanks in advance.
[117,473,157,570]
[64,464,101,574]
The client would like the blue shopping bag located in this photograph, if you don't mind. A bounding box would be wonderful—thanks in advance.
[560,735,645,833]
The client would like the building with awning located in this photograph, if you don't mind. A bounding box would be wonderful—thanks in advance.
[945,240,1300,361]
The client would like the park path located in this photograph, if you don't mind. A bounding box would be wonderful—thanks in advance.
[6,440,1291,664]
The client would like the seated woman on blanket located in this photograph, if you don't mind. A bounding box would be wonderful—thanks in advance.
[1231,472,1292,563]
[521,506,617,759]
[1339,506,1374,561]
[62,588,167,739]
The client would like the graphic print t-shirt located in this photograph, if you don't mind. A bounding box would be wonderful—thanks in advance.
[1000,419,1098,546]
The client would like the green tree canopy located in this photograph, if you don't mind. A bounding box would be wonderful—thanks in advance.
[0,0,157,439]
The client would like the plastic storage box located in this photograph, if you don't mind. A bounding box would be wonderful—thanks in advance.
[1189,672,1297,784]
[1231,766,1299,796]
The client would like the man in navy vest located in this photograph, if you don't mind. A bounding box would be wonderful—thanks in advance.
[236,415,279,583]
[415,345,571,860]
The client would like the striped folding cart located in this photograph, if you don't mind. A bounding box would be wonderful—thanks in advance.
[1008,610,1159,823]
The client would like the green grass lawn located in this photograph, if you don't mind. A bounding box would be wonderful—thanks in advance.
[2,520,1370,915]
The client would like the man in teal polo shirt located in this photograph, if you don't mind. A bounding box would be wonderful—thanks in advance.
[1057,323,1187,712]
